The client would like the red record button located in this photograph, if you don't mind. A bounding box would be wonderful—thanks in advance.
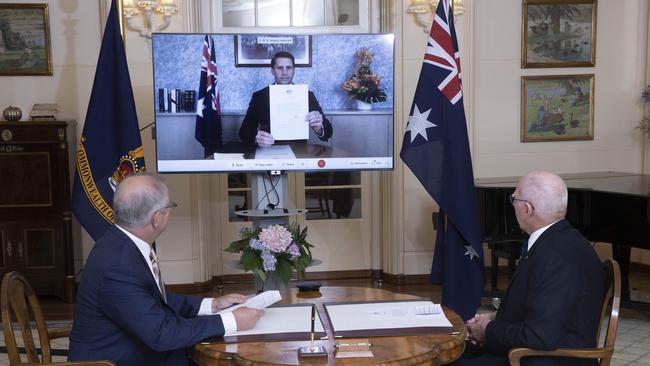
[317,160,326,168]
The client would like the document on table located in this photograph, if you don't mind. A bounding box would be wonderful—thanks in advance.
[324,300,454,336]
[269,84,309,140]
[225,305,325,337]
[216,290,282,314]
[254,145,296,159]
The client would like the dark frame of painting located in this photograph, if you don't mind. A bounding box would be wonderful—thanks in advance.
[522,0,597,68]
[235,34,312,67]
[0,3,52,76]
[521,74,594,142]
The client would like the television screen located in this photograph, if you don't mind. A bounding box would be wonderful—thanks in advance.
[152,33,394,173]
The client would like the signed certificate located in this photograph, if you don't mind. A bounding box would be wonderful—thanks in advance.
[269,84,309,140]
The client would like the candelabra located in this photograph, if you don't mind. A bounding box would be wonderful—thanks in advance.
[122,0,177,39]
[407,0,464,33]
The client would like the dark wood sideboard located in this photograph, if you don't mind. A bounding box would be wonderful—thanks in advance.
[0,121,76,302]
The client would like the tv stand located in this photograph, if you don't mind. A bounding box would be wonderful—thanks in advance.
[235,172,306,228]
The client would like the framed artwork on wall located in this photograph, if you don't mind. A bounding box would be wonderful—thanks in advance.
[235,34,312,67]
[522,0,597,68]
[0,3,52,76]
[521,74,594,142]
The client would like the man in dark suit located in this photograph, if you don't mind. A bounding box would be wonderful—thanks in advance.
[452,171,604,366]
[239,51,332,148]
[69,173,262,366]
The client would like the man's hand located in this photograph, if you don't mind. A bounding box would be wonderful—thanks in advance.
[465,311,494,346]
[232,307,263,331]
[306,111,323,135]
[256,130,275,147]
[211,294,248,313]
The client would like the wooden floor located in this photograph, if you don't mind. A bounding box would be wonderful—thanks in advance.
[39,264,650,320]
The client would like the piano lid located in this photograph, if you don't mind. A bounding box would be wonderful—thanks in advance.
[475,171,650,198]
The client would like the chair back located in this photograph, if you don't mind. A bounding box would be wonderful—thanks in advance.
[598,258,621,366]
[1,271,54,364]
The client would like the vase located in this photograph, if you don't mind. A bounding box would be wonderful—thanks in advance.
[254,271,287,293]
[356,100,372,110]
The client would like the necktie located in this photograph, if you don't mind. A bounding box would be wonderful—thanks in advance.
[149,249,167,303]
[520,241,529,259]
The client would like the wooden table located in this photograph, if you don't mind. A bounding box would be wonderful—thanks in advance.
[190,286,466,365]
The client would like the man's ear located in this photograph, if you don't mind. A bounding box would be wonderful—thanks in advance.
[150,211,160,229]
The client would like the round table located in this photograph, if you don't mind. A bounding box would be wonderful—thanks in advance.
[190,286,466,365]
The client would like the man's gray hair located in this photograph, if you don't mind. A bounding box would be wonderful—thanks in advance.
[113,173,168,229]
[523,171,568,221]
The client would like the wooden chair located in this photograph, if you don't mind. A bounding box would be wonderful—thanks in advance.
[1,271,116,366]
[508,259,621,366]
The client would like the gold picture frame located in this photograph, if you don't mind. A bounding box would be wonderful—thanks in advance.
[521,74,594,142]
[0,3,52,76]
[522,0,597,68]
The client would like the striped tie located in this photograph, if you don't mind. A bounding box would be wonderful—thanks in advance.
[149,249,167,303]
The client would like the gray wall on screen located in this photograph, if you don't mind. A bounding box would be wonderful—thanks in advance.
[152,33,394,111]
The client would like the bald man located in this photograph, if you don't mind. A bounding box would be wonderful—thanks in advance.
[70,173,262,366]
[452,171,604,366]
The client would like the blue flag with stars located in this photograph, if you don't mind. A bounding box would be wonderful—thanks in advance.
[399,0,484,321]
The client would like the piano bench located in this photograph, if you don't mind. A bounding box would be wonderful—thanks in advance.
[488,240,524,292]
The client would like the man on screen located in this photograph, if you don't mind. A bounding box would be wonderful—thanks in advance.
[239,51,333,148]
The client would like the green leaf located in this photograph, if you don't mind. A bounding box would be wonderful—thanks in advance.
[241,251,261,272]
[275,259,293,284]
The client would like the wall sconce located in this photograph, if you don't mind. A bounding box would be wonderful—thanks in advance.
[122,0,177,39]
[407,0,464,33]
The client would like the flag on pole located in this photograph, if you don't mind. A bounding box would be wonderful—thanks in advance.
[72,0,146,240]
[399,0,484,321]
[195,35,222,158]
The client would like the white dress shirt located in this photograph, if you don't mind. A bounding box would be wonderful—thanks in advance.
[526,220,561,253]
[116,225,237,333]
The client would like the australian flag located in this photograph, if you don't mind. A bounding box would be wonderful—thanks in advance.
[195,35,222,158]
[72,0,146,240]
[399,0,484,321]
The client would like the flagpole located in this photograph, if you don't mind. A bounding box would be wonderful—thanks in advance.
[116,0,127,46]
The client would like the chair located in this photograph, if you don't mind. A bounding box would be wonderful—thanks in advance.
[508,259,621,366]
[1,271,116,366]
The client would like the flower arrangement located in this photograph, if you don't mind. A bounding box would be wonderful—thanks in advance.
[638,85,650,138]
[225,223,313,287]
[342,47,387,104]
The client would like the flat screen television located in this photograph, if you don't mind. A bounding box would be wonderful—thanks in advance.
[152,33,394,173]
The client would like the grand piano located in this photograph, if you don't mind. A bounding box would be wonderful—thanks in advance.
[475,171,650,307]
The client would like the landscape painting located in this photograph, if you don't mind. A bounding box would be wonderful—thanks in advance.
[521,74,594,142]
[522,0,597,68]
[0,4,52,75]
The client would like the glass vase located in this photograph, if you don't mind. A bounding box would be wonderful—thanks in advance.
[254,271,287,293]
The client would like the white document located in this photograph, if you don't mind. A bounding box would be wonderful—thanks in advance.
[254,145,296,159]
[326,301,453,332]
[217,290,281,314]
[269,84,309,140]
[226,306,325,336]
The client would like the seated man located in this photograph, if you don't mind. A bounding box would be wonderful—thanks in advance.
[239,51,333,148]
[69,173,262,365]
[452,171,604,366]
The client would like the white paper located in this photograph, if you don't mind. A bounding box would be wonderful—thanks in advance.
[226,306,325,336]
[326,301,453,332]
[254,145,296,159]
[269,84,309,140]
[217,290,281,314]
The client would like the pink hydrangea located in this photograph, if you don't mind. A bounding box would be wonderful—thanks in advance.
[258,225,293,253]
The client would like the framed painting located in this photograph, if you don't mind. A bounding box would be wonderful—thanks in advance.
[522,0,597,68]
[521,74,594,142]
[235,34,311,67]
[0,3,52,76]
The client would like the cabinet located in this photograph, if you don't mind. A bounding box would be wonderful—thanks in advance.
[0,121,75,302]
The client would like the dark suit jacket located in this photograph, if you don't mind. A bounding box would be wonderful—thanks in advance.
[239,86,333,147]
[484,219,604,366]
[69,226,226,366]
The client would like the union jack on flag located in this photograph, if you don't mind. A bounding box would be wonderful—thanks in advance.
[399,0,484,321]
[195,35,223,158]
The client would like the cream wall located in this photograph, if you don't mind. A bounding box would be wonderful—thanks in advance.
[2,0,648,283]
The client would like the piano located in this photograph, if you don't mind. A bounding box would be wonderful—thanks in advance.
[476,171,650,307]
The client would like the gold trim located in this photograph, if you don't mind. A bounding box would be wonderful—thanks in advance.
[521,0,597,68]
[75,139,114,224]
[520,74,595,142]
